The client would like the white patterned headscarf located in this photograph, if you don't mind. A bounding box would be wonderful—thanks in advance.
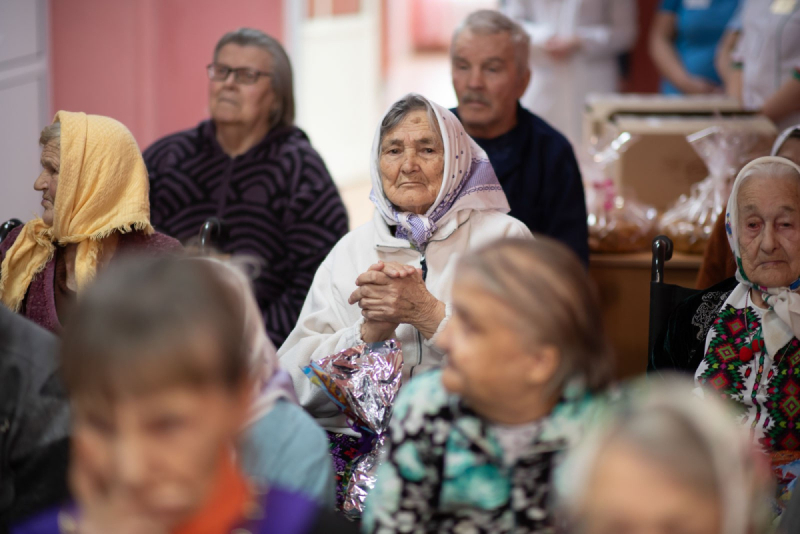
[369,93,509,250]
[772,124,800,156]
[725,156,800,356]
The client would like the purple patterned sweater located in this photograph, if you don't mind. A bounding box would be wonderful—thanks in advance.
[0,226,182,335]
[144,121,349,348]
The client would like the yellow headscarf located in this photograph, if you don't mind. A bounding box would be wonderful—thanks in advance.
[0,111,153,311]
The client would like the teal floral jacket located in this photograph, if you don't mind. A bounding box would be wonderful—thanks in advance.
[362,370,607,534]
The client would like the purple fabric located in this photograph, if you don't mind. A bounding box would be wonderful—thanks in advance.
[255,487,320,533]
[10,490,320,534]
[0,227,182,335]
[327,431,362,509]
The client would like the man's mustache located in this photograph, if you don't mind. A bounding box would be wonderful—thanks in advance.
[461,92,491,106]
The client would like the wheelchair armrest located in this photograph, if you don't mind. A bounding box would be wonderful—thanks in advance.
[651,235,674,284]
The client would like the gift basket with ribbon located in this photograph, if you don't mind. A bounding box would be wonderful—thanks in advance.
[303,339,403,518]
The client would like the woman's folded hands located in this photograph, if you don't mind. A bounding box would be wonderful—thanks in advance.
[350,261,446,342]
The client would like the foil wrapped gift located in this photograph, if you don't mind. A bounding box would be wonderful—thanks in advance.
[303,340,403,517]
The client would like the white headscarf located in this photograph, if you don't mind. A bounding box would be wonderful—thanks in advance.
[369,93,509,250]
[725,156,800,356]
[196,257,298,426]
[772,124,800,156]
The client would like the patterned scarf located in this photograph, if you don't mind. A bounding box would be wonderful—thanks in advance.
[369,94,509,250]
[723,156,800,357]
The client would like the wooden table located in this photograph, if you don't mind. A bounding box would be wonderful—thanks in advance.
[589,252,703,379]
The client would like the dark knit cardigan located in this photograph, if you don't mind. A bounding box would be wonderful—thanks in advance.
[144,121,349,347]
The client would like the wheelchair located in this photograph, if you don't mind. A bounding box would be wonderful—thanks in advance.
[647,235,703,360]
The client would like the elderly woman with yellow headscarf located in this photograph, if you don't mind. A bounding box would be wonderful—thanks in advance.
[0,111,181,334]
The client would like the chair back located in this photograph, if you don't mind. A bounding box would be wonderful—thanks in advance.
[647,235,703,361]
[0,219,22,244]
[198,217,224,254]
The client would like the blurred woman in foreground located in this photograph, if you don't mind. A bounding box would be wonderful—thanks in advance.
[559,379,773,534]
[364,237,613,532]
[12,257,354,534]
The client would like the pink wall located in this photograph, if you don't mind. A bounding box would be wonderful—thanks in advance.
[50,0,284,151]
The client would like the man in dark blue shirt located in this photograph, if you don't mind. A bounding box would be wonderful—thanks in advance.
[450,10,589,265]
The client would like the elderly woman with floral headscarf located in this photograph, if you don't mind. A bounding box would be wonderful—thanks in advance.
[0,112,181,334]
[696,124,800,289]
[278,93,531,506]
[652,156,800,493]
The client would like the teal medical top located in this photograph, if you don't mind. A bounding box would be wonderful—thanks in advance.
[660,0,741,94]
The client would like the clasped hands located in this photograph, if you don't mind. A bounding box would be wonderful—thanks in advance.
[348,261,445,343]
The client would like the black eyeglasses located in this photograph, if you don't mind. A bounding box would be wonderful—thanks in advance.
[207,63,271,85]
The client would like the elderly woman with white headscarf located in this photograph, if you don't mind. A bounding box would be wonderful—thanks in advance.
[278,93,531,506]
[652,156,800,473]
[696,124,800,289]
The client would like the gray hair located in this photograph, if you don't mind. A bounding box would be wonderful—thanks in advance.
[559,379,773,534]
[213,28,295,129]
[379,94,442,148]
[39,122,60,147]
[458,237,614,395]
[61,256,250,399]
[452,10,531,75]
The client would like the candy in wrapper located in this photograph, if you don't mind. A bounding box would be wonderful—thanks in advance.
[302,340,403,517]
[343,434,386,517]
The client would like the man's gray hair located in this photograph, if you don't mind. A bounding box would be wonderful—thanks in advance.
[379,94,442,147]
[213,28,295,129]
[452,10,531,75]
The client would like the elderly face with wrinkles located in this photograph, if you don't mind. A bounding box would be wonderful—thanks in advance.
[34,139,60,226]
[737,171,800,288]
[378,109,445,215]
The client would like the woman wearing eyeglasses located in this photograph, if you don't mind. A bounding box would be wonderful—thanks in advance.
[143,28,349,352]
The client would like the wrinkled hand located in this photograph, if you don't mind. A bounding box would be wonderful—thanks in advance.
[544,36,581,61]
[350,262,445,340]
[71,437,168,534]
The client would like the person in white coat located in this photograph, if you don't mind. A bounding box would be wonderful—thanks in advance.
[502,0,637,146]
[277,93,531,507]
[727,0,800,130]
